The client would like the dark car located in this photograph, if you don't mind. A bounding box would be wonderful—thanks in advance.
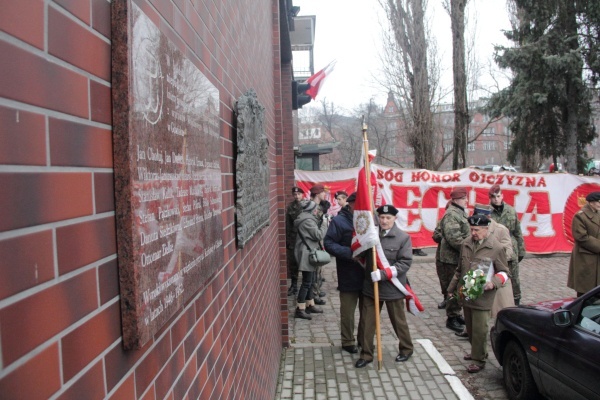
[491,285,600,400]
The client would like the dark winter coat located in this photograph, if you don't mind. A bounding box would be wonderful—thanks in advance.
[568,203,600,293]
[294,210,328,273]
[324,207,364,292]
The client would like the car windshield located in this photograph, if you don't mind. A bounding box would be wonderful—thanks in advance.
[577,295,600,334]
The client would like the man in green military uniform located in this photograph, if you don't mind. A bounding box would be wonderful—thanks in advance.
[437,187,471,333]
[489,184,526,305]
[286,186,305,296]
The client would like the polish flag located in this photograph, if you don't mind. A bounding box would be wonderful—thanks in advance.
[351,159,424,315]
[305,60,336,100]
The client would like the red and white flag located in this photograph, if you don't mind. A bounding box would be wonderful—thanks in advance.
[305,60,336,100]
[351,160,424,315]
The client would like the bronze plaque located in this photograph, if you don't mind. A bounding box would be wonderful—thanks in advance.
[112,1,223,349]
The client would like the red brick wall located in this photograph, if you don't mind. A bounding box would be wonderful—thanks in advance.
[0,0,289,398]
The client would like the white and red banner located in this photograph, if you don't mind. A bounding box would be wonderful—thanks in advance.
[295,165,600,254]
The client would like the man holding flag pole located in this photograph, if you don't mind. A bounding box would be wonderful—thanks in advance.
[351,118,423,370]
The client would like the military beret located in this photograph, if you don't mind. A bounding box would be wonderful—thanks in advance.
[473,203,492,215]
[586,191,600,202]
[450,187,468,199]
[310,184,325,195]
[335,190,348,198]
[468,214,491,226]
[377,204,398,216]
[347,192,357,203]
[489,184,502,195]
[291,186,305,194]
[301,200,317,212]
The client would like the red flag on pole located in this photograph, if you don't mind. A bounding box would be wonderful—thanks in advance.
[305,60,336,100]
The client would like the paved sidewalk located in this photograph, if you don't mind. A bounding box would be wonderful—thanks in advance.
[275,250,574,400]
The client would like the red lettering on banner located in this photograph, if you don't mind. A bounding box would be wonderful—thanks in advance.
[378,169,404,182]
[390,185,421,231]
[521,191,554,238]
[468,171,547,188]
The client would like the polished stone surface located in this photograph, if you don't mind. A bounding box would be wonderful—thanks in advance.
[112,1,223,349]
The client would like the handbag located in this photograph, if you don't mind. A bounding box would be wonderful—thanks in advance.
[298,222,331,267]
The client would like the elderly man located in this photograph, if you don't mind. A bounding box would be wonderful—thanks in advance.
[448,214,509,373]
[436,187,470,333]
[489,184,526,305]
[286,186,305,296]
[568,191,600,297]
[355,205,414,368]
[324,192,364,354]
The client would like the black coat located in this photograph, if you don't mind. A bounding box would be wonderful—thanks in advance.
[324,207,364,292]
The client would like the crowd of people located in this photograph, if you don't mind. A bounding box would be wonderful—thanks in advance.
[284,182,600,373]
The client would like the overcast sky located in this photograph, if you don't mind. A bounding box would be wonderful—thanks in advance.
[293,0,512,111]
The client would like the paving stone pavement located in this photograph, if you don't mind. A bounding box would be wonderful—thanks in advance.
[274,249,575,400]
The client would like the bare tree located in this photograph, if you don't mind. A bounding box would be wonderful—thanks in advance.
[379,0,435,169]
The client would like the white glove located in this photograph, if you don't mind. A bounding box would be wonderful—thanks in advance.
[371,270,383,282]
[371,267,396,282]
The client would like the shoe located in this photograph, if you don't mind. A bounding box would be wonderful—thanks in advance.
[437,298,447,309]
[446,317,464,333]
[395,351,413,362]
[455,315,465,325]
[319,291,326,297]
[342,345,358,354]
[514,299,521,306]
[314,298,326,305]
[466,364,485,373]
[413,249,427,256]
[355,359,372,368]
[287,286,297,296]
[463,354,472,360]
[455,330,469,338]
[306,305,323,314]
[294,308,312,320]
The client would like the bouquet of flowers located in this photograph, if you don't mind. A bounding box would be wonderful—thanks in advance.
[458,269,488,301]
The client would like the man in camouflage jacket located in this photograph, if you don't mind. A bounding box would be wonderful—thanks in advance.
[286,186,305,296]
[437,187,471,333]
[489,184,526,305]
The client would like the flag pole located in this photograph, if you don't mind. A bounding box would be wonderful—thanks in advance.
[361,116,383,371]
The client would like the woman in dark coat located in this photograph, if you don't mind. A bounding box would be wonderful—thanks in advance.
[568,192,600,297]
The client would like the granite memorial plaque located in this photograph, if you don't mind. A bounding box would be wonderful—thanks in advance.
[112,1,223,349]
[235,90,270,248]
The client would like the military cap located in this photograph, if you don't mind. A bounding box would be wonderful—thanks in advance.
[291,186,305,194]
[586,192,600,202]
[347,192,357,203]
[450,187,468,199]
[310,184,325,195]
[377,204,398,216]
[489,184,502,196]
[468,214,491,226]
[473,203,492,215]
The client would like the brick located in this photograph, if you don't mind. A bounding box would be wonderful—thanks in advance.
[0,172,93,231]
[90,80,112,124]
[92,0,111,38]
[173,355,197,399]
[0,0,44,49]
[98,258,119,305]
[94,172,116,213]
[0,269,97,365]
[171,306,195,352]
[49,118,113,167]
[0,230,54,301]
[48,6,111,80]
[0,344,61,399]
[57,361,105,400]
[53,0,91,24]
[0,105,47,165]
[105,340,149,393]
[155,346,185,400]
[107,374,135,400]
[62,302,121,380]
[135,335,172,395]
[0,41,89,118]
[56,217,116,275]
